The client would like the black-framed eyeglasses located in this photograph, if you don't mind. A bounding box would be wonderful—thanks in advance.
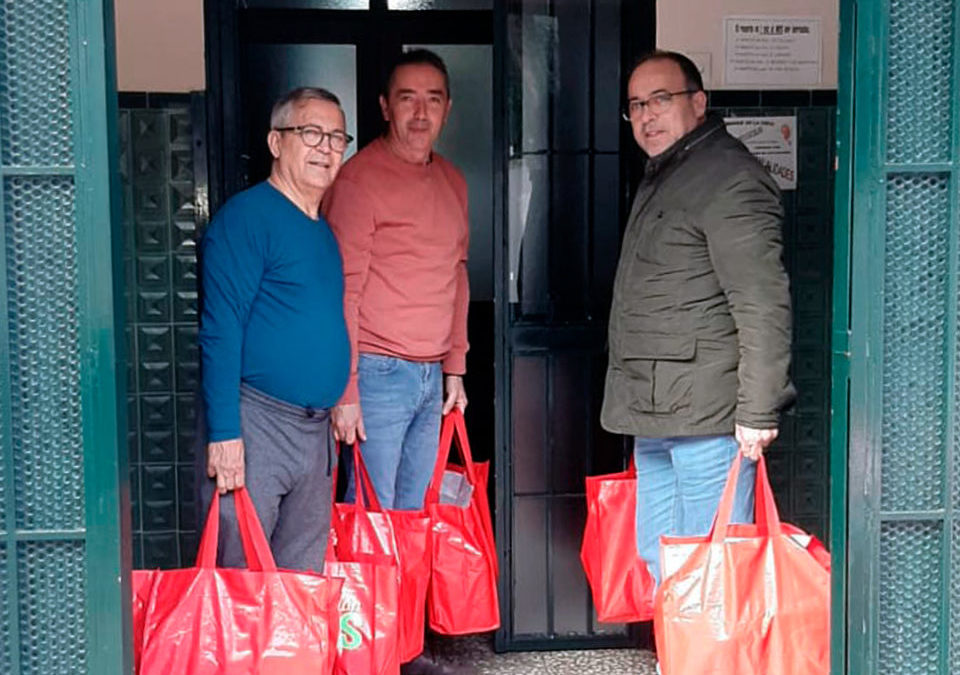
[621,89,699,121]
[274,125,354,153]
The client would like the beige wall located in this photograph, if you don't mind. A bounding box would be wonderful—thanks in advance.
[658,0,839,89]
[114,0,838,93]
[115,0,205,92]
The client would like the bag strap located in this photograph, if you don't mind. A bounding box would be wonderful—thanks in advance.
[234,487,278,572]
[195,488,277,571]
[197,491,221,568]
[352,443,383,512]
[753,457,780,533]
[709,453,781,544]
[329,443,396,559]
[330,442,383,512]
[426,409,478,504]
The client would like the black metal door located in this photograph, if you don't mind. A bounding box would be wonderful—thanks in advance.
[495,0,653,651]
[203,0,653,652]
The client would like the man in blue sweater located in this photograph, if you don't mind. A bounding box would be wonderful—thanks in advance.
[198,87,353,570]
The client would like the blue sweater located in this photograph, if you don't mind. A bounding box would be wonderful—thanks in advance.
[199,181,350,441]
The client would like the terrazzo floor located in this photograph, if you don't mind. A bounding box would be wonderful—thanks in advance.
[430,635,658,675]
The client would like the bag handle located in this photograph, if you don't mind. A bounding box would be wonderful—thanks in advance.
[351,443,383,512]
[709,453,781,545]
[329,443,394,559]
[195,488,278,571]
[426,409,478,504]
[234,487,278,572]
[197,492,221,568]
[329,442,383,511]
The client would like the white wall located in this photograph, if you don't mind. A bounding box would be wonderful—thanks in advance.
[114,0,205,91]
[657,0,839,89]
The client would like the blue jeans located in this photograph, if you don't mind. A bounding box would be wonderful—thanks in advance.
[634,435,756,586]
[345,354,443,510]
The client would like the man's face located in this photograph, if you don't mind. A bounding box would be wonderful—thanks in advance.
[626,59,707,157]
[380,63,452,159]
[268,98,346,192]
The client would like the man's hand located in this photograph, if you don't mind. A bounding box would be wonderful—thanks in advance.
[735,424,779,461]
[207,438,246,494]
[332,403,366,444]
[442,375,468,415]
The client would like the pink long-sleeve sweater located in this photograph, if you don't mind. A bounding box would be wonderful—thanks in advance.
[322,137,470,405]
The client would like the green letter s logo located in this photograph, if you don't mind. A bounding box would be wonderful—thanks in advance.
[339,612,364,651]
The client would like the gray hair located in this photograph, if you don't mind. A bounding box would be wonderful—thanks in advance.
[269,87,342,129]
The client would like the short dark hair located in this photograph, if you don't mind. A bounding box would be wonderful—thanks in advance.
[383,48,451,98]
[630,50,705,92]
[270,87,342,129]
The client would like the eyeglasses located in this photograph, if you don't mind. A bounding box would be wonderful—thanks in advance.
[621,90,698,121]
[274,125,354,153]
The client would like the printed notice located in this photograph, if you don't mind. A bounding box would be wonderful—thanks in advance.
[724,116,797,190]
[724,16,821,86]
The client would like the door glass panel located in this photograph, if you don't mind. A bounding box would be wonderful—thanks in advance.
[390,0,492,9]
[244,0,369,8]
[406,44,493,301]
[243,44,358,182]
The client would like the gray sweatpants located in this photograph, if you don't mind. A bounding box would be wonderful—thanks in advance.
[199,384,334,572]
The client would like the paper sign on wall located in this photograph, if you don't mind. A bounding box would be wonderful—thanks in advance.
[724,16,821,86]
[724,116,797,191]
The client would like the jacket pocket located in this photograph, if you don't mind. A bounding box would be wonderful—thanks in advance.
[621,333,696,414]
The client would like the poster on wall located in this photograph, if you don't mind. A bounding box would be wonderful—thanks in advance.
[724,116,797,191]
[724,16,821,87]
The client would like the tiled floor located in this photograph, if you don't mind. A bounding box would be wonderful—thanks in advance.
[431,636,658,675]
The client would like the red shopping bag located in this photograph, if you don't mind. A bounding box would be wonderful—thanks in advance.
[137,488,343,675]
[340,443,432,662]
[654,454,830,675]
[580,463,656,623]
[131,569,157,674]
[387,507,431,662]
[326,445,402,675]
[425,409,500,634]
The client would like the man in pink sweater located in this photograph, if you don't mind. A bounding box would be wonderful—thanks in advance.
[323,49,471,675]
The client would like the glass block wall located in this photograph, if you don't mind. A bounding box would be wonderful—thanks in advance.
[118,94,207,570]
[711,93,837,542]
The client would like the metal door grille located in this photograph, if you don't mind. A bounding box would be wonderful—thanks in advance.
[0,0,127,672]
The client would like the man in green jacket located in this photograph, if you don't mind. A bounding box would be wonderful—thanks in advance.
[601,51,796,588]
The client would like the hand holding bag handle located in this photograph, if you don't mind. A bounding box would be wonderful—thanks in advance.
[426,408,479,505]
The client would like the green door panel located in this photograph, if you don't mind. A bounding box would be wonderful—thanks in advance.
[842,0,960,673]
[0,0,129,672]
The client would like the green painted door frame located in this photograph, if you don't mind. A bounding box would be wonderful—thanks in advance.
[0,0,130,672]
[76,0,133,671]
[836,0,960,673]
[831,1,855,672]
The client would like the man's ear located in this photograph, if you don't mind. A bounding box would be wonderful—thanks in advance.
[267,129,282,159]
[692,90,708,119]
[379,94,390,122]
